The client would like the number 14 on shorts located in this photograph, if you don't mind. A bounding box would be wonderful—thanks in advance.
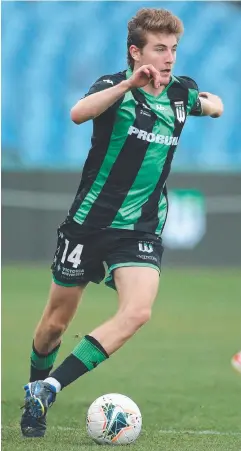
[61,239,84,268]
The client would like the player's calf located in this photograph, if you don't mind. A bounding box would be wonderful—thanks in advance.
[90,306,152,354]
[29,283,84,382]
[34,283,83,353]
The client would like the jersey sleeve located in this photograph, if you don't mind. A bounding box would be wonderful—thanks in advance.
[84,74,125,117]
[190,96,203,116]
[85,76,117,97]
[179,76,203,116]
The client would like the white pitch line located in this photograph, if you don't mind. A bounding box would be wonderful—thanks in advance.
[2,425,241,437]
[158,429,241,437]
[2,425,76,432]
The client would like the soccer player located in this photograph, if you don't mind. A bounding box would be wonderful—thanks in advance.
[20,8,223,437]
[231,351,241,374]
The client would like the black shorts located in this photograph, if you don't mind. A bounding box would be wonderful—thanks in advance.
[51,221,164,290]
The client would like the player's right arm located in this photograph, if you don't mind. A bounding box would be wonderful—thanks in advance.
[70,65,161,125]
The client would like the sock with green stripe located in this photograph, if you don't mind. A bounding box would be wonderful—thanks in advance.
[47,335,109,390]
[30,341,61,382]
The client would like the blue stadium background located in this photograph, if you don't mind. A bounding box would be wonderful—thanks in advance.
[2,1,241,171]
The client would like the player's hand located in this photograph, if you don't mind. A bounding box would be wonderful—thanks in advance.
[199,92,224,118]
[127,65,161,89]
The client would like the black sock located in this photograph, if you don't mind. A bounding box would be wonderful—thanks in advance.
[49,335,109,389]
[30,341,61,382]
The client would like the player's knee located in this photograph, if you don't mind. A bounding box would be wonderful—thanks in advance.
[136,308,152,327]
[124,307,152,330]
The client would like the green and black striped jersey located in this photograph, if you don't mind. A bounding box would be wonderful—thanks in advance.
[69,68,202,236]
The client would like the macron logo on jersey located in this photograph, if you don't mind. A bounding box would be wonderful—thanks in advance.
[128,126,179,146]
[103,79,114,85]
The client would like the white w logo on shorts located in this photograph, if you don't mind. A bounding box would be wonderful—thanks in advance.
[138,242,153,253]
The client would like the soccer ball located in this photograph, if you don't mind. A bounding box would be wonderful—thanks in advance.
[86,393,142,445]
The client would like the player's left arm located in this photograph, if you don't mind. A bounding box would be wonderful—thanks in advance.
[180,76,224,119]
[198,92,224,118]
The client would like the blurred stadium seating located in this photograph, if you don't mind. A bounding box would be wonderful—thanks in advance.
[2,1,241,171]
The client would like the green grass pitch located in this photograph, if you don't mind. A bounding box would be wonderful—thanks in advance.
[2,266,241,450]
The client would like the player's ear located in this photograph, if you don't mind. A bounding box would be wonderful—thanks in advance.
[129,45,141,64]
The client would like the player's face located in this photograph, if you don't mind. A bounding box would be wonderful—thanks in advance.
[135,32,177,85]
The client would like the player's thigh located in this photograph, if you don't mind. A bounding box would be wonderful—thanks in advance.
[105,231,163,311]
[114,266,160,313]
[51,224,106,289]
[48,224,105,326]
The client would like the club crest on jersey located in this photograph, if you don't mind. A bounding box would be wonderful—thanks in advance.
[174,101,186,123]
